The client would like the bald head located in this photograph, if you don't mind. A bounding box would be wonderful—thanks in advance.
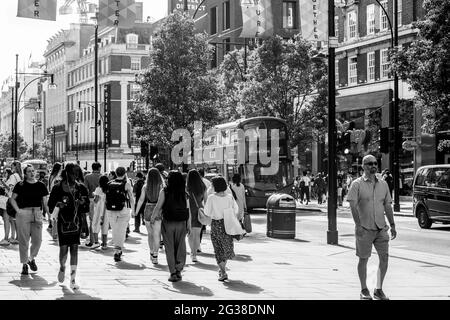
[362,154,378,176]
[362,155,376,165]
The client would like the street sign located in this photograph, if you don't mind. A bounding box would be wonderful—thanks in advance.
[402,140,418,151]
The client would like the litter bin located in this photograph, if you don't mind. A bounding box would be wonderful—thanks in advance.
[266,193,296,239]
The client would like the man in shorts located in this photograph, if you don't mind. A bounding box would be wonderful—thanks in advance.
[347,154,397,300]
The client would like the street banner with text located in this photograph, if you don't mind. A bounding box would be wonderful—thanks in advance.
[239,0,274,38]
[98,0,137,29]
[17,0,57,21]
[300,0,328,42]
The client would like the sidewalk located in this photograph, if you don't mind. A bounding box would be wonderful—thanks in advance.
[0,214,448,300]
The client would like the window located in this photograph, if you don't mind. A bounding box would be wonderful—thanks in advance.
[380,0,388,31]
[126,33,138,49]
[283,1,297,29]
[367,52,375,82]
[348,56,357,85]
[367,4,375,35]
[222,1,230,31]
[335,16,339,37]
[397,0,402,27]
[130,84,140,100]
[131,57,141,71]
[347,11,357,40]
[210,7,217,35]
[380,49,389,78]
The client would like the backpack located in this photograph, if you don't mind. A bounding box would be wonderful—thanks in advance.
[105,179,128,211]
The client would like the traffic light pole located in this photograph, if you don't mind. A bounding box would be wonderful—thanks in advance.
[393,0,401,212]
[327,0,338,245]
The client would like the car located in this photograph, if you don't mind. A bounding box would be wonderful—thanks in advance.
[412,165,450,228]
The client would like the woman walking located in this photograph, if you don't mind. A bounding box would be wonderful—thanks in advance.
[47,162,62,236]
[229,174,246,221]
[0,163,22,246]
[153,171,190,282]
[186,169,207,263]
[92,175,110,250]
[48,163,89,289]
[204,176,239,281]
[10,164,49,275]
[135,168,164,264]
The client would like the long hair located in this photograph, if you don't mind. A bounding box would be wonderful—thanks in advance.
[99,175,109,193]
[146,167,163,202]
[73,164,84,183]
[50,162,62,178]
[12,161,23,180]
[61,163,76,185]
[166,170,186,203]
[186,169,206,197]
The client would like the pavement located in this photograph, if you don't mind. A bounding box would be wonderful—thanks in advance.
[0,206,449,300]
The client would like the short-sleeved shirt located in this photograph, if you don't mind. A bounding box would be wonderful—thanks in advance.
[301,176,311,187]
[84,172,101,198]
[13,180,49,208]
[347,174,392,230]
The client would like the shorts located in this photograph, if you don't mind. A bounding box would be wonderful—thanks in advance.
[355,227,389,259]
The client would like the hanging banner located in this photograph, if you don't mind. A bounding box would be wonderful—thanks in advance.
[239,0,274,38]
[300,0,328,42]
[98,0,137,29]
[17,0,57,21]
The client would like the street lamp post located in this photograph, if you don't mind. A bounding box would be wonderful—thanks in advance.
[10,86,14,157]
[374,0,400,211]
[94,24,99,163]
[31,118,36,158]
[79,101,106,170]
[49,126,55,163]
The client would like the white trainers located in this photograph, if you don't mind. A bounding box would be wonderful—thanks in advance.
[90,243,101,250]
[9,239,19,244]
[70,280,79,290]
[0,239,10,246]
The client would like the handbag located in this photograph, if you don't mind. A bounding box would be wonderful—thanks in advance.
[192,192,211,226]
[223,196,245,236]
[144,202,157,221]
[6,198,16,218]
[60,214,80,236]
[241,211,252,233]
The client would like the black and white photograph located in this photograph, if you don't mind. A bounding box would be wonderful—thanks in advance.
[0,0,449,312]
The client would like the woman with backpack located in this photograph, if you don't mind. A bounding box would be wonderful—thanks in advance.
[186,169,208,263]
[204,176,240,281]
[153,170,190,282]
[135,168,164,264]
[10,164,49,276]
[48,163,89,289]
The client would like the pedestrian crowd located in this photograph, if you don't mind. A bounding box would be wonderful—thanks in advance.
[0,160,251,289]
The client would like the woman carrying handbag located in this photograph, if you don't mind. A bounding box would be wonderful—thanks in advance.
[204,176,243,281]
[48,163,89,290]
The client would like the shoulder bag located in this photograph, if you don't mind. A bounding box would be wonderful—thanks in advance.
[59,193,80,236]
[192,192,211,226]
[223,196,245,236]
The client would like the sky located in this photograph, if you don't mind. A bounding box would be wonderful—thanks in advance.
[0,0,167,86]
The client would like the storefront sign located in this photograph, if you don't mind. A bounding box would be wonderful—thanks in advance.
[239,0,274,38]
[300,0,328,42]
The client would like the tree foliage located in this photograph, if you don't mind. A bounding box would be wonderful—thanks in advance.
[391,0,450,133]
[0,133,28,159]
[129,11,220,145]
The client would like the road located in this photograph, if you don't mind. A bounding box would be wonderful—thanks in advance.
[250,209,450,259]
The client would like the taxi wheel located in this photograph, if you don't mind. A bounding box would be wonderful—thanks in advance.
[417,206,432,229]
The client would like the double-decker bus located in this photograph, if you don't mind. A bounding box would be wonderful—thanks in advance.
[195,116,295,210]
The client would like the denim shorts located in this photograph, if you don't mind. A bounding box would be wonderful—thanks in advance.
[355,227,389,258]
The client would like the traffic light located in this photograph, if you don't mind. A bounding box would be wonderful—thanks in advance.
[379,127,394,153]
[141,140,148,157]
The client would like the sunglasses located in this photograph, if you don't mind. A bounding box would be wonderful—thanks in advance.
[364,162,378,166]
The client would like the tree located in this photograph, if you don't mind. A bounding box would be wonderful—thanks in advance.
[237,35,325,148]
[391,0,450,133]
[129,11,220,145]
[0,133,28,159]
[20,139,52,161]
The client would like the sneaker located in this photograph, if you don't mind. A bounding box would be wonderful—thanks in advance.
[28,259,38,272]
[9,239,19,245]
[218,272,228,282]
[58,267,65,283]
[85,241,93,248]
[70,280,80,290]
[191,254,198,263]
[113,251,122,262]
[21,264,29,275]
[151,254,158,265]
[168,273,179,282]
[374,289,389,300]
[90,242,101,250]
[360,288,373,300]
[0,239,10,246]
[101,244,108,250]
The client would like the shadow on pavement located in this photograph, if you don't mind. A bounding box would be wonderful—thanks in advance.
[168,281,214,297]
[56,285,102,300]
[10,274,58,290]
[233,254,253,262]
[222,279,264,294]
[113,261,147,270]
[196,252,215,258]
[125,236,142,245]
[188,261,218,271]
[148,263,169,272]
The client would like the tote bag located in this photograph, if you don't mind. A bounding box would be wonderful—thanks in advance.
[223,196,245,236]
[192,193,211,226]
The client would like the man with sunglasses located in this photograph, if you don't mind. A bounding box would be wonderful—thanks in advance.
[347,154,397,300]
